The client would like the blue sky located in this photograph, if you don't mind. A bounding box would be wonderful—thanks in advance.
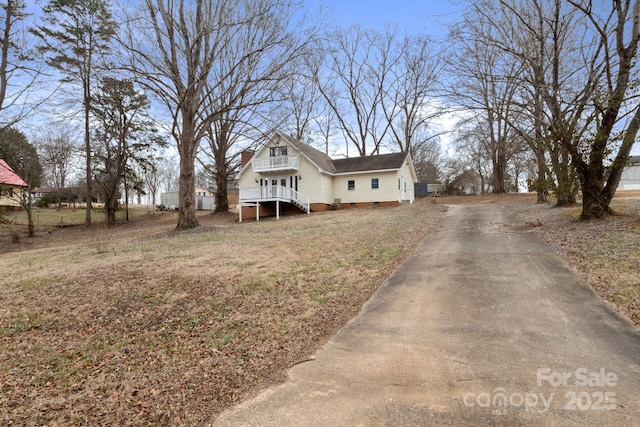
[306,0,463,39]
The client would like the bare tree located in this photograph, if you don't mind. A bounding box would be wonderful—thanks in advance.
[453,126,493,193]
[447,13,524,193]
[565,0,640,219]
[312,103,340,155]
[159,156,179,194]
[314,25,401,156]
[143,155,162,207]
[385,35,442,154]
[0,0,45,128]
[37,125,78,209]
[477,0,589,204]
[464,0,640,216]
[283,72,323,143]
[198,0,317,213]
[122,0,316,228]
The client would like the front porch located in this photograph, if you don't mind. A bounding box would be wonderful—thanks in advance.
[239,185,310,221]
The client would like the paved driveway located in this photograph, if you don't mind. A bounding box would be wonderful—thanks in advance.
[215,204,640,426]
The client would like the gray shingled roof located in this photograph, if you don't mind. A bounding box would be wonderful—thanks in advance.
[281,134,336,173]
[332,152,408,173]
[273,132,409,174]
[629,155,640,165]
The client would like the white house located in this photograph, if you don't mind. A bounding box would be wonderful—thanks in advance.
[619,155,640,190]
[236,131,417,221]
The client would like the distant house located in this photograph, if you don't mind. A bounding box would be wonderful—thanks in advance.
[619,155,640,190]
[236,131,417,221]
[0,159,28,211]
[31,186,81,207]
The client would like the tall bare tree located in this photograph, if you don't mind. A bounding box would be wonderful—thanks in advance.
[0,0,44,128]
[447,13,524,194]
[566,0,640,219]
[143,155,163,207]
[37,125,78,209]
[314,25,401,156]
[385,35,441,154]
[122,0,316,228]
[464,0,640,216]
[475,0,590,204]
[200,0,317,213]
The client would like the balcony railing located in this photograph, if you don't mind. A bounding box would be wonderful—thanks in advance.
[251,155,300,172]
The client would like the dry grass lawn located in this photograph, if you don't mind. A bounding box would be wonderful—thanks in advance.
[0,202,445,425]
[510,191,640,327]
[1,193,638,425]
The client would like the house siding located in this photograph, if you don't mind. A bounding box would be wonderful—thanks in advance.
[0,187,23,210]
[237,139,333,204]
[333,171,400,203]
[237,132,418,220]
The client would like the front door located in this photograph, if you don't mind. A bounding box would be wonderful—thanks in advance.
[262,176,293,199]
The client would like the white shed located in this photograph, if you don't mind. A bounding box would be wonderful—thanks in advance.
[619,155,640,190]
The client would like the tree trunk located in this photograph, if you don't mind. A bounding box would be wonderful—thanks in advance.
[215,188,229,212]
[26,188,34,238]
[214,169,229,213]
[177,148,199,229]
[577,154,612,220]
[534,128,548,203]
[493,156,506,193]
[554,166,577,207]
[216,154,229,212]
[580,175,614,220]
[105,183,118,227]
[124,178,130,223]
[84,79,92,226]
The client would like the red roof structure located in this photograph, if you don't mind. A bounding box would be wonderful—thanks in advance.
[0,159,28,187]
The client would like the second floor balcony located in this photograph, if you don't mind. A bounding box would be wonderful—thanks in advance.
[251,155,301,172]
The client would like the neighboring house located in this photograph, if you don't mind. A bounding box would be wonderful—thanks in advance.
[448,169,483,195]
[160,186,215,211]
[31,185,104,206]
[236,131,417,221]
[0,159,28,211]
[618,155,640,190]
[31,186,80,206]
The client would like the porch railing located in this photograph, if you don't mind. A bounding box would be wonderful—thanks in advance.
[240,185,310,213]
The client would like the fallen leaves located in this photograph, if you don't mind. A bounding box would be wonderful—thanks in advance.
[0,202,445,425]
[513,194,640,328]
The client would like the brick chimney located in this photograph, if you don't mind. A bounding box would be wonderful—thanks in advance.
[241,150,255,168]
